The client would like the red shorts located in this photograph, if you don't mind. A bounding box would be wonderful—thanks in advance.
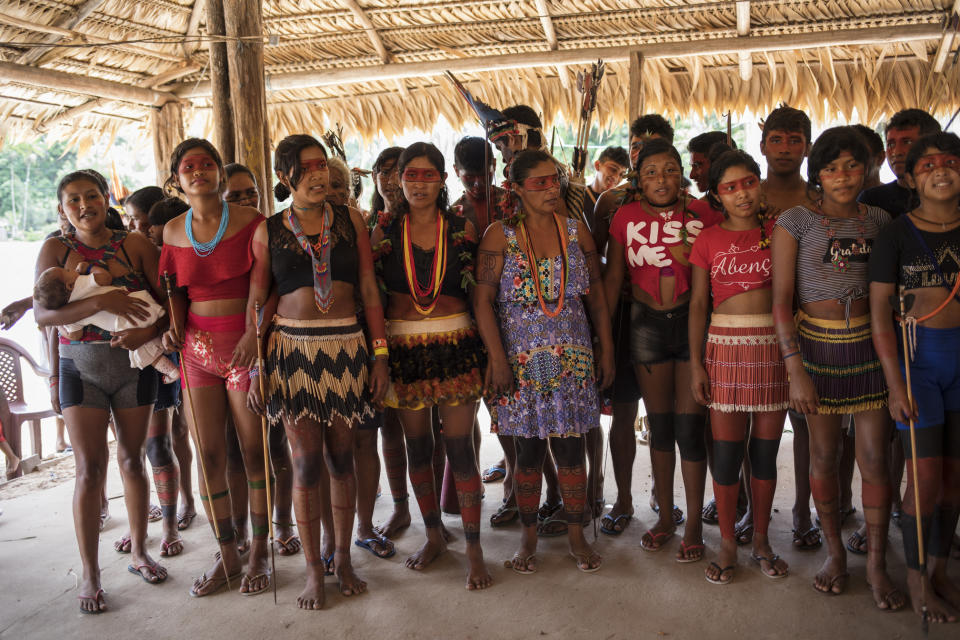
[181,311,251,392]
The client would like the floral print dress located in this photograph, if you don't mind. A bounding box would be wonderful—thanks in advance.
[490,217,599,438]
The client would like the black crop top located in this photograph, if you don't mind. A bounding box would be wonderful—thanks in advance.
[268,205,359,296]
[868,215,960,292]
[380,211,474,300]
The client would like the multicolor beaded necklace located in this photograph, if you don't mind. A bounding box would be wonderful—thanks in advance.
[517,213,569,318]
[402,211,448,315]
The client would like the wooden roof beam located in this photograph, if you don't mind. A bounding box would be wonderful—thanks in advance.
[15,0,106,65]
[0,60,178,107]
[183,1,206,56]
[534,0,558,51]
[736,1,752,81]
[933,0,960,73]
[175,22,943,99]
[339,0,390,63]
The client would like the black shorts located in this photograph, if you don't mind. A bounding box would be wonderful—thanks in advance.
[60,343,158,411]
[604,299,642,403]
[629,301,690,366]
[154,353,181,412]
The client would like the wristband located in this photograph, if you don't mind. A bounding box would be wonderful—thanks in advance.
[373,346,389,357]
[372,338,387,350]
[49,377,59,387]
[782,351,801,360]
[248,367,260,379]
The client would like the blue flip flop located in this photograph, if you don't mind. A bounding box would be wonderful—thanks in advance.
[354,535,397,559]
[600,513,632,536]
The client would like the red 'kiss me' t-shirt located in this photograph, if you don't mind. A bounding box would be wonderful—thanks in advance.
[688,219,776,307]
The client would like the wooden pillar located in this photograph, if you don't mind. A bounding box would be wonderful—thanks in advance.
[628,50,645,121]
[224,0,272,216]
[152,101,185,188]
[205,0,235,164]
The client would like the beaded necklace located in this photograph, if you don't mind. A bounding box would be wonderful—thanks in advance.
[402,211,447,315]
[816,203,867,273]
[185,199,229,257]
[518,213,569,318]
[286,205,334,312]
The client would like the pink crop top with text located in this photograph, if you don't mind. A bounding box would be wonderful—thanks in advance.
[158,215,263,302]
[689,218,777,308]
[609,198,723,304]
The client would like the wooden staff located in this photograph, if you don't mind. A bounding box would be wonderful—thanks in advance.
[163,271,230,590]
[898,286,928,634]
[254,301,277,603]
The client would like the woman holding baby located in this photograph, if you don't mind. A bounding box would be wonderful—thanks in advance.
[33,169,167,614]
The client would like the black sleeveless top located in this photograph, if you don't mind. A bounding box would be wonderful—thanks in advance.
[268,204,359,296]
[380,211,473,300]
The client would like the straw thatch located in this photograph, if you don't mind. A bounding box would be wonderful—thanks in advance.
[1,0,959,149]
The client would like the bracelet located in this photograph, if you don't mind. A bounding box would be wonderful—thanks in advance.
[248,367,260,379]
[782,351,801,360]
[373,346,389,357]
[372,338,387,350]
[49,377,59,387]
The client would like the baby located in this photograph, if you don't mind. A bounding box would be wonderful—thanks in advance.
[34,263,180,383]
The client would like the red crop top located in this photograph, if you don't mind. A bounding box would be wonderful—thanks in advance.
[609,198,723,304]
[158,215,263,301]
[689,218,777,308]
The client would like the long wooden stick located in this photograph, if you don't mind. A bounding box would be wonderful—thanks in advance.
[163,271,230,590]
[899,287,928,634]
[254,301,277,603]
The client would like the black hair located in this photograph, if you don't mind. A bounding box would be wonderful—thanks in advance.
[454,136,494,173]
[762,106,811,144]
[148,197,190,227]
[634,138,683,172]
[905,132,960,176]
[630,114,674,144]
[57,169,108,202]
[806,126,870,192]
[273,134,327,201]
[164,138,225,196]
[34,268,71,310]
[507,149,555,183]
[123,186,164,217]
[886,108,942,137]
[690,131,735,155]
[105,208,125,230]
[848,124,884,158]
[596,146,629,168]
[397,142,448,214]
[705,149,762,210]
[370,146,404,214]
[501,104,543,148]
[225,162,258,187]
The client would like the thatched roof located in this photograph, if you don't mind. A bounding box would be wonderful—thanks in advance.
[1,0,959,149]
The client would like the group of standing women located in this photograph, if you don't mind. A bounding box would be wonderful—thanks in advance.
[33,114,960,624]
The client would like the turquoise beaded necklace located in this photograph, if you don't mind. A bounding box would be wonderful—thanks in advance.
[186,199,230,257]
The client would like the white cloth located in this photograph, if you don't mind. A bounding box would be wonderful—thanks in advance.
[60,275,167,371]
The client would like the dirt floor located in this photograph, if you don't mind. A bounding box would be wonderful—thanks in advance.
[0,419,956,640]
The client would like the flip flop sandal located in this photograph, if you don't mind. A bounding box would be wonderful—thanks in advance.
[640,529,675,552]
[160,537,184,557]
[569,551,602,573]
[813,572,849,596]
[845,530,868,555]
[702,499,719,525]
[147,504,163,523]
[481,466,506,483]
[537,514,568,538]
[599,513,632,536]
[735,522,754,546]
[189,570,243,597]
[705,562,735,585]
[792,526,822,550]
[177,510,197,531]
[114,534,132,554]
[651,502,685,526]
[240,572,271,597]
[276,535,302,556]
[321,552,335,576]
[354,536,397,559]
[504,552,537,575]
[751,553,789,579]
[676,540,705,563]
[490,502,519,527]
[537,499,563,522]
[77,588,106,614]
[891,510,903,529]
[128,562,168,585]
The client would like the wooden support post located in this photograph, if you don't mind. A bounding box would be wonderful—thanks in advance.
[224,0,272,216]
[628,49,644,121]
[152,101,185,188]
[206,0,235,164]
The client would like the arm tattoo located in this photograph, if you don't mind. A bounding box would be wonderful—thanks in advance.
[583,249,602,285]
[778,335,799,355]
[477,249,501,287]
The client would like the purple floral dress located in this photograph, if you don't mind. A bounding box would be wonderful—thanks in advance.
[490,217,600,438]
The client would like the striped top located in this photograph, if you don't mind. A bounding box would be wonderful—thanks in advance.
[775,204,891,304]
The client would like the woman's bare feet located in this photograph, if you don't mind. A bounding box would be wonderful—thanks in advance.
[405,533,446,570]
[375,502,412,539]
[932,566,960,613]
[907,569,957,623]
[297,569,325,610]
[813,554,848,595]
[335,555,367,596]
[465,541,492,589]
[240,540,271,595]
[866,559,905,610]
